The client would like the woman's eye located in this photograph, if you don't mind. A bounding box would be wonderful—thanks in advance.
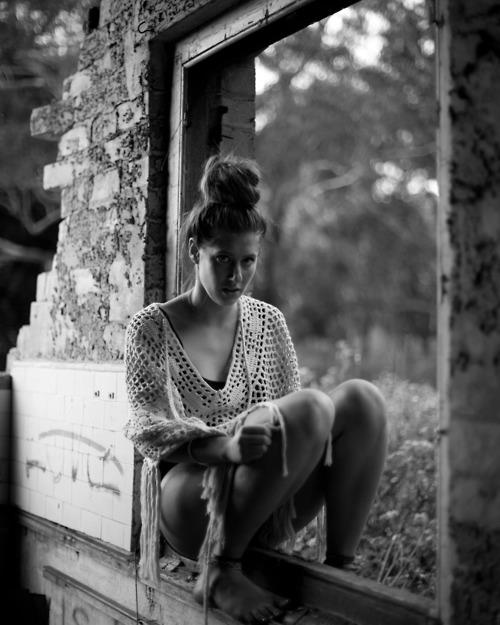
[242,258,256,266]
[215,255,230,264]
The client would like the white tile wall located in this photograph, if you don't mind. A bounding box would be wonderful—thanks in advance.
[81,509,101,539]
[10,360,134,551]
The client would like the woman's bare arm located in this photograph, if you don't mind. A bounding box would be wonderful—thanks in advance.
[162,424,274,465]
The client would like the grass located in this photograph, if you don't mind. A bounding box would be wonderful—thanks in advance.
[292,368,438,598]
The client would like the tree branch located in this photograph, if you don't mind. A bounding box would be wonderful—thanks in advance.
[307,164,363,198]
[0,237,53,267]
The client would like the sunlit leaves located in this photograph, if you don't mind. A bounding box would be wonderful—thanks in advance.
[255,0,437,362]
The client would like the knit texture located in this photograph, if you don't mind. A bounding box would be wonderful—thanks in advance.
[124,296,302,585]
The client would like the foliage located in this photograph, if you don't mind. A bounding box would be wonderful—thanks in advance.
[293,365,438,598]
[254,0,437,383]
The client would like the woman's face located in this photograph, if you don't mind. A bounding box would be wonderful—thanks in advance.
[191,230,261,306]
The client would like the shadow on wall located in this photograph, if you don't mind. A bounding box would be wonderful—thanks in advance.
[0,373,49,624]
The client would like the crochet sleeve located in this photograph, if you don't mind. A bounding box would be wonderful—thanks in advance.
[123,309,216,461]
[272,308,301,396]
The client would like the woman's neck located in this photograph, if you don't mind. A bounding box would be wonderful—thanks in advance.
[187,284,239,327]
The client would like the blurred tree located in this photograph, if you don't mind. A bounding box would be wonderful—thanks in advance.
[255,0,436,380]
[0,0,86,367]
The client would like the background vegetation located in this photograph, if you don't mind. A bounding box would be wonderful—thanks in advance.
[294,366,438,598]
[0,0,86,368]
[254,0,437,385]
[1,0,438,598]
[253,0,438,597]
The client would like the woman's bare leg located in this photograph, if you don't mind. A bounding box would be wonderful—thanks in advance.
[220,389,334,557]
[323,379,387,562]
[160,388,334,623]
[290,379,388,565]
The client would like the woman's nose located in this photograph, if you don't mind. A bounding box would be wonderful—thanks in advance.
[229,262,242,281]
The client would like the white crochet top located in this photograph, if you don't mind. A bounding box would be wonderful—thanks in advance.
[124,296,301,586]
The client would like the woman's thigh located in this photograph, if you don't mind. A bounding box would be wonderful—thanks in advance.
[290,378,387,530]
[160,392,335,556]
[159,404,284,557]
[160,462,208,559]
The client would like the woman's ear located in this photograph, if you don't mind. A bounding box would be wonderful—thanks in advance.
[188,238,199,264]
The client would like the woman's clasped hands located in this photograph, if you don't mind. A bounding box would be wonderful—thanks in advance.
[223,423,277,464]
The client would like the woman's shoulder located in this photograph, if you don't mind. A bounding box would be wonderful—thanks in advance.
[241,295,286,323]
[127,303,164,336]
[158,294,189,324]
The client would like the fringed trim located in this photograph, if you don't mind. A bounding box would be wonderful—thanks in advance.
[198,462,236,625]
[316,504,328,562]
[324,431,333,466]
[195,401,290,623]
[257,496,297,553]
[317,431,332,562]
[254,401,289,477]
[139,457,161,588]
[267,402,289,477]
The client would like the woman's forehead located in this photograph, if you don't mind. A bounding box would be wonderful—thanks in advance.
[204,230,261,251]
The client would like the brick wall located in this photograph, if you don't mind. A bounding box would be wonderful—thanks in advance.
[16,0,243,363]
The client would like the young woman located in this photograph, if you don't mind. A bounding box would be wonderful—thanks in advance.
[124,155,387,624]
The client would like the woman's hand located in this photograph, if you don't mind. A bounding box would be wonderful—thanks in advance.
[223,424,274,464]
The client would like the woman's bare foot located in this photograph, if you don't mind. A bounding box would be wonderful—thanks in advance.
[193,560,289,623]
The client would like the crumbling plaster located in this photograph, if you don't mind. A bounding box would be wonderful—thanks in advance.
[440,0,500,622]
[18,0,241,362]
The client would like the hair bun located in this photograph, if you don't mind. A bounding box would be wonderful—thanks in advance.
[200,154,260,209]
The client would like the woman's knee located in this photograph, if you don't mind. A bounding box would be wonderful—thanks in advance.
[332,379,387,437]
[280,388,334,441]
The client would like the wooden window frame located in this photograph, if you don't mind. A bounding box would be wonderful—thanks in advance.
[165,0,354,297]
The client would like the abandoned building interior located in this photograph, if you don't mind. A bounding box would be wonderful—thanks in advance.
[0,0,499,623]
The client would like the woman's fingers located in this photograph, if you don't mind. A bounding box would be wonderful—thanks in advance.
[230,422,280,463]
[240,432,272,446]
[239,439,272,462]
[240,424,276,436]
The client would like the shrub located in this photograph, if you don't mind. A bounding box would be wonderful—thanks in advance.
[293,368,438,598]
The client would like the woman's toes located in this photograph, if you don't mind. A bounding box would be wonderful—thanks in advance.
[251,608,272,624]
[267,605,283,619]
[273,595,290,610]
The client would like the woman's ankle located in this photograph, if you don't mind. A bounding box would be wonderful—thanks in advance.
[211,554,242,569]
[324,551,355,568]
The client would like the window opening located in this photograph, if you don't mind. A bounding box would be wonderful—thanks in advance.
[254,0,437,599]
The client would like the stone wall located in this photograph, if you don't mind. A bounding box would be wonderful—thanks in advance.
[438,0,500,623]
[18,0,240,362]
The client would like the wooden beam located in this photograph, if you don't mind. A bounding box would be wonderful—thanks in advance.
[44,566,141,625]
[24,513,438,625]
[245,549,439,625]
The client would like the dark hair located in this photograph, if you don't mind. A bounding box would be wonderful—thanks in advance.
[182,154,267,247]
